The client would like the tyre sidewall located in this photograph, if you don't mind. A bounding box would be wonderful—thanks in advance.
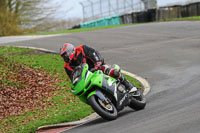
[88,95,118,121]
[129,91,146,110]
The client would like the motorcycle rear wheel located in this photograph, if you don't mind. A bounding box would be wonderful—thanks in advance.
[88,95,118,121]
[129,90,146,110]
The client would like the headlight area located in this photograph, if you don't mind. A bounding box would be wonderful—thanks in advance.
[71,67,83,86]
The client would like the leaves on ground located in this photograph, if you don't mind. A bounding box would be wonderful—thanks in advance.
[0,56,64,120]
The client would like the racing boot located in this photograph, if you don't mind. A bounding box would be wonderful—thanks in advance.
[120,75,137,92]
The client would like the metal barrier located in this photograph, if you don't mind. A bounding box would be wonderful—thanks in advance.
[76,2,200,29]
[157,5,182,20]
[187,3,198,16]
[79,0,157,22]
[198,3,200,16]
[157,2,200,20]
[80,15,121,28]
[80,9,157,29]
[121,13,133,24]
[181,5,189,17]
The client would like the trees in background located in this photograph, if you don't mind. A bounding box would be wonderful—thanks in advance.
[0,0,22,36]
[35,18,82,32]
[0,0,70,36]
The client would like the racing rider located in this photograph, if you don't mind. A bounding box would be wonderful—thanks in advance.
[59,43,136,91]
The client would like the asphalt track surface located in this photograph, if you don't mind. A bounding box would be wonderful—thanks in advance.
[1,21,200,133]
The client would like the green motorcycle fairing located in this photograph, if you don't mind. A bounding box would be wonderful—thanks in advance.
[71,64,118,104]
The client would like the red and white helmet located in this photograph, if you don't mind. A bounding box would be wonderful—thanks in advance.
[59,43,75,63]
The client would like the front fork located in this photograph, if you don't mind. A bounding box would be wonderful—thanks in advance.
[87,89,114,110]
[87,89,110,104]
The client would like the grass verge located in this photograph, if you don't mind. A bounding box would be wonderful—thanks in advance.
[0,46,34,55]
[0,46,142,133]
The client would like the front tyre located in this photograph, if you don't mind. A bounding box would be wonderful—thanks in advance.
[88,95,118,121]
[129,90,146,110]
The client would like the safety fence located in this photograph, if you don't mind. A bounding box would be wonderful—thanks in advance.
[72,2,200,29]
[79,0,157,22]
[79,9,156,28]
[120,9,156,24]
[80,15,121,28]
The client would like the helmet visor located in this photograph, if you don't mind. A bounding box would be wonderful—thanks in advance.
[62,54,71,63]
[61,49,75,63]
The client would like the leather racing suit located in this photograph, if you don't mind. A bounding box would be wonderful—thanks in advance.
[64,45,134,90]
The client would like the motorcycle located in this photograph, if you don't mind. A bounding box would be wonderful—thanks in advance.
[70,63,146,120]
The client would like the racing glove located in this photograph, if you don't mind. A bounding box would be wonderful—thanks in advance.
[94,62,102,70]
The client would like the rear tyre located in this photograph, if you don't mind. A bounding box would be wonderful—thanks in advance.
[88,95,118,121]
[129,90,146,110]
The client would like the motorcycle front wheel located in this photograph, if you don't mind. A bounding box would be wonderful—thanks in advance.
[88,94,118,121]
[129,90,146,110]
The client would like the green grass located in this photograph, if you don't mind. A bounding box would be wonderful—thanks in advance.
[124,74,142,89]
[0,48,93,132]
[0,46,34,55]
[0,46,142,133]
[0,95,93,133]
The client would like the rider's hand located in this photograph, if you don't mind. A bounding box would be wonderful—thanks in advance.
[94,62,102,70]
